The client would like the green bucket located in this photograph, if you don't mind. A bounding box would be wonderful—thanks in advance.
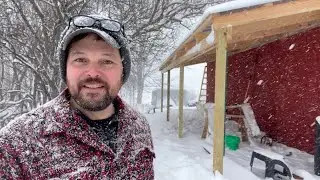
[225,135,240,151]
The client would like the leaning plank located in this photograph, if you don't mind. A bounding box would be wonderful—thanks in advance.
[241,103,261,137]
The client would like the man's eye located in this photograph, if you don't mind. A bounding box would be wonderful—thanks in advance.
[102,60,113,64]
[74,58,86,63]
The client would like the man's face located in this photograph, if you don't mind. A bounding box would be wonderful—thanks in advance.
[66,33,123,111]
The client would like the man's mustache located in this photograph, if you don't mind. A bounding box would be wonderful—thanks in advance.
[78,77,109,89]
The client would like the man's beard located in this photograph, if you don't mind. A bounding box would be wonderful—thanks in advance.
[70,77,117,111]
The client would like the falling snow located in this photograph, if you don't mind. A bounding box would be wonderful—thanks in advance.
[289,44,295,50]
[207,27,320,154]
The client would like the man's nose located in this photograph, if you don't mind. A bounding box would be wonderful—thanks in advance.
[85,62,101,77]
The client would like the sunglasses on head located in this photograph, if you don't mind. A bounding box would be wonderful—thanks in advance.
[68,15,126,37]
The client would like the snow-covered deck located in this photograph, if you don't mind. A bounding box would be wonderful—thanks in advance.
[146,108,317,180]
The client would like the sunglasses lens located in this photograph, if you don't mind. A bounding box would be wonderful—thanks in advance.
[73,16,95,27]
[71,15,125,37]
[100,20,121,32]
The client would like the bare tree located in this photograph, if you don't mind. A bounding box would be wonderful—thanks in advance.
[91,0,228,104]
[0,0,92,127]
[0,0,230,127]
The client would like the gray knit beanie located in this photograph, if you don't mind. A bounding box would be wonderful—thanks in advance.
[57,15,131,84]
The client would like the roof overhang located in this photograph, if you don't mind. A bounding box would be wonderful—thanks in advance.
[159,0,320,73]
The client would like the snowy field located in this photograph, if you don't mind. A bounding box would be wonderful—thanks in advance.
[144,108,318,180]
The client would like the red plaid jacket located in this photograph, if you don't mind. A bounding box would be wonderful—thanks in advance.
[0,90,155,179]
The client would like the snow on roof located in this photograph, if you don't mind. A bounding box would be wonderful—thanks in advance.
[203,0,281,16]
[170,0,282,61]
[316,116,320,125]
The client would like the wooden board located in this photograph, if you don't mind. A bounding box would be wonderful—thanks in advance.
[213,27,227,174]
[178,66,184,138]
[159,0,320,73]
[161,73,164,112]
[167,70,170,121]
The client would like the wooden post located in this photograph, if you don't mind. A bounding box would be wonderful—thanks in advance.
[201,108,209,139]
[167,70,171,121]
[161,73,164,112]
[178,66,184,138]
[213,27,228,174]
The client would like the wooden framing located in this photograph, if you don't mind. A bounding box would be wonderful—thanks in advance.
[161,73,164,112]
[201,108,209,139]
[184,40,197,52]
[167,70,171,121]
[178,66,184,138]
[158,0,320,174]
[194,32,211,43]
[159,0,320,73]
[213,27,228,174]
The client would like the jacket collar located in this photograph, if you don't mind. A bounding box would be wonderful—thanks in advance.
[42,89,125,156]
[40,89,154,157]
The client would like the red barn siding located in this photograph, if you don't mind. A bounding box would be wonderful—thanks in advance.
[207,27,320,153]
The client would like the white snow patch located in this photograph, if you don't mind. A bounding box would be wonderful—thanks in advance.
[185,43,201,56]
[257,80,263,85]
[146,106,317,179]
[214,171,226,180]
[136,104,155,114]
[254,149,283,160]
[206,31,215,45]
[204,0,279,17]
[289,44,295,50]
[294,169,316,180]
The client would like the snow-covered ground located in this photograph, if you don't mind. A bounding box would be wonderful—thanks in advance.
[145,108,318,180]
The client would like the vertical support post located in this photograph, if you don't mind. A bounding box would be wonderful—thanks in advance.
[178,66,184,138]
[161,73,164,112]
[315,116,320,175]
[201,108,209,139]
[167,70,171,121]
[213,27,228,174]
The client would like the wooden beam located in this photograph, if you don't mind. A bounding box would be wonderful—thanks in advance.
[167,70,171,121]
[176,49,186,59]
[196,14,215,36]
[178,66,184,138]
[182,48,216,67]
[194,32,211,43]
[161,73,164,112]
[213,0,320,28]
[184,39,197,52]
[229,10,320,43]
[226,114,245,119]
[201,108,209,139]
[159,55,174,71]
[180,19,320,68]
[160,0,320,72]
[213,27,227,174]
[162,38,212,72]
[262,2,274,7]
[183,52,215,67]
[226,104,242,109]
[160,15,213,72]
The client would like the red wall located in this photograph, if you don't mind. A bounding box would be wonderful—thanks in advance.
[207,27,320,154]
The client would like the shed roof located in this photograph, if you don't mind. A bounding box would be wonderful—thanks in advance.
[159,0,320,73]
